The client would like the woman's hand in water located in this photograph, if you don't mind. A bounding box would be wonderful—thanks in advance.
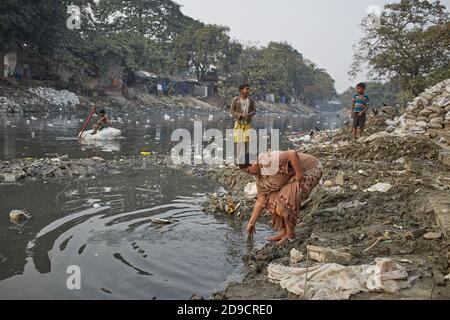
[246,223,256,239]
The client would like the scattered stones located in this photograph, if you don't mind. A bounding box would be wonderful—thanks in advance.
[2,170,26,182]
[290,249,304,265]
[323,180,334,188]
[0,96,21,113]
[423,232,443,240]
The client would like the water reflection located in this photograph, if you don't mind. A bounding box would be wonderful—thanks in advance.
[0,110,344,160]
[0,167,271,299]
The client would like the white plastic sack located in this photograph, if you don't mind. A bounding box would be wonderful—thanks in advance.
[79,127,122,141]
[244,182,257,197]
[268,258,410,300]
[365,183,393,193]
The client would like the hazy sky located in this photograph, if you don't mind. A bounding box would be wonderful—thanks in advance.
[176,0,450,93]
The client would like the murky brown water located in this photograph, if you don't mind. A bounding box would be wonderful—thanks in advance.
[0,109,344,299]
[0,167,272,299]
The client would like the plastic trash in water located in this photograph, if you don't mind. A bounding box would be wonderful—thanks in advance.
[79,127,122,141]
[151,218,174,225]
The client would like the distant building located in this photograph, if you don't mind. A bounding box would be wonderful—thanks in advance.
[2,51,17,78]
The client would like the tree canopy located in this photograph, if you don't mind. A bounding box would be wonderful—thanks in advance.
[351,0,450,98]
[0,0,337,106]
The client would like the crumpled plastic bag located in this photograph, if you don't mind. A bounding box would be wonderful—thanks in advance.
[365,183,393,193]
[268,258,411,300]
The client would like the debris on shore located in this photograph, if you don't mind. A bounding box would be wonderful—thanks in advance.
[211,80,450,300]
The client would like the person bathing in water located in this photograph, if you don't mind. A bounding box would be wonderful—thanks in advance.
[239,150,323,244]
[91,109,109,135]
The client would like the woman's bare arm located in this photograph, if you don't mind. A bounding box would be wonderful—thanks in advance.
[249,194,266,225]
[287,150,304,181]
[247,194,267,238]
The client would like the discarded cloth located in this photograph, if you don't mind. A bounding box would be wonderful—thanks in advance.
[268,258,410,300]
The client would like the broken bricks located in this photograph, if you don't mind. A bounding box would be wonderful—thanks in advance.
[290,249,304,265]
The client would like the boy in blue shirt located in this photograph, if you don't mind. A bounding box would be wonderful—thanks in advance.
[351,83,369,140]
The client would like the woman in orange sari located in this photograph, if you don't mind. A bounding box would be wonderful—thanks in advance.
[240,150,322,243]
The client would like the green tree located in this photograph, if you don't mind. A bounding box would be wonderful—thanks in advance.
[94,0,199,42]
[223,42,336,106]
[339,79,401,109]
[172,24,242,81]
[351,0,450,96]
[0,0,93,54]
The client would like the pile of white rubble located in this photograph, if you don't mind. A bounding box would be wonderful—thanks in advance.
[386,79,450,135]
[28,87,80,108]
[0,96,21,113]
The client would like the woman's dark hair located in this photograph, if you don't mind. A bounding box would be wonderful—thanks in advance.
[239,83,250,91]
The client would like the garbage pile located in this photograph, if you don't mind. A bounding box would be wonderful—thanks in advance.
[0,96,21,113]
[386,79,450,134]
[287,131,334,148]
[268,257,413,300]
[28,87,80,109]
[334,133,438,161]
[0,155,142,184]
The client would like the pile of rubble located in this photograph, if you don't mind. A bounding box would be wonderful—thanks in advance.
[333,132,439,162]
[386,79,450,134]
[28,87,80,109]
[0,155,151,184]
[0,96,22,113]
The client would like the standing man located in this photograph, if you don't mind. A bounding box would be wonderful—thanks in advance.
[230,84,256,162]
[351,82,369,140]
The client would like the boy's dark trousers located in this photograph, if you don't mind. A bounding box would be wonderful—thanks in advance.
[353,113,366,129]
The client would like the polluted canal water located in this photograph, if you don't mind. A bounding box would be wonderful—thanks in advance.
[0,166,272,299]
[0,110,344,299]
